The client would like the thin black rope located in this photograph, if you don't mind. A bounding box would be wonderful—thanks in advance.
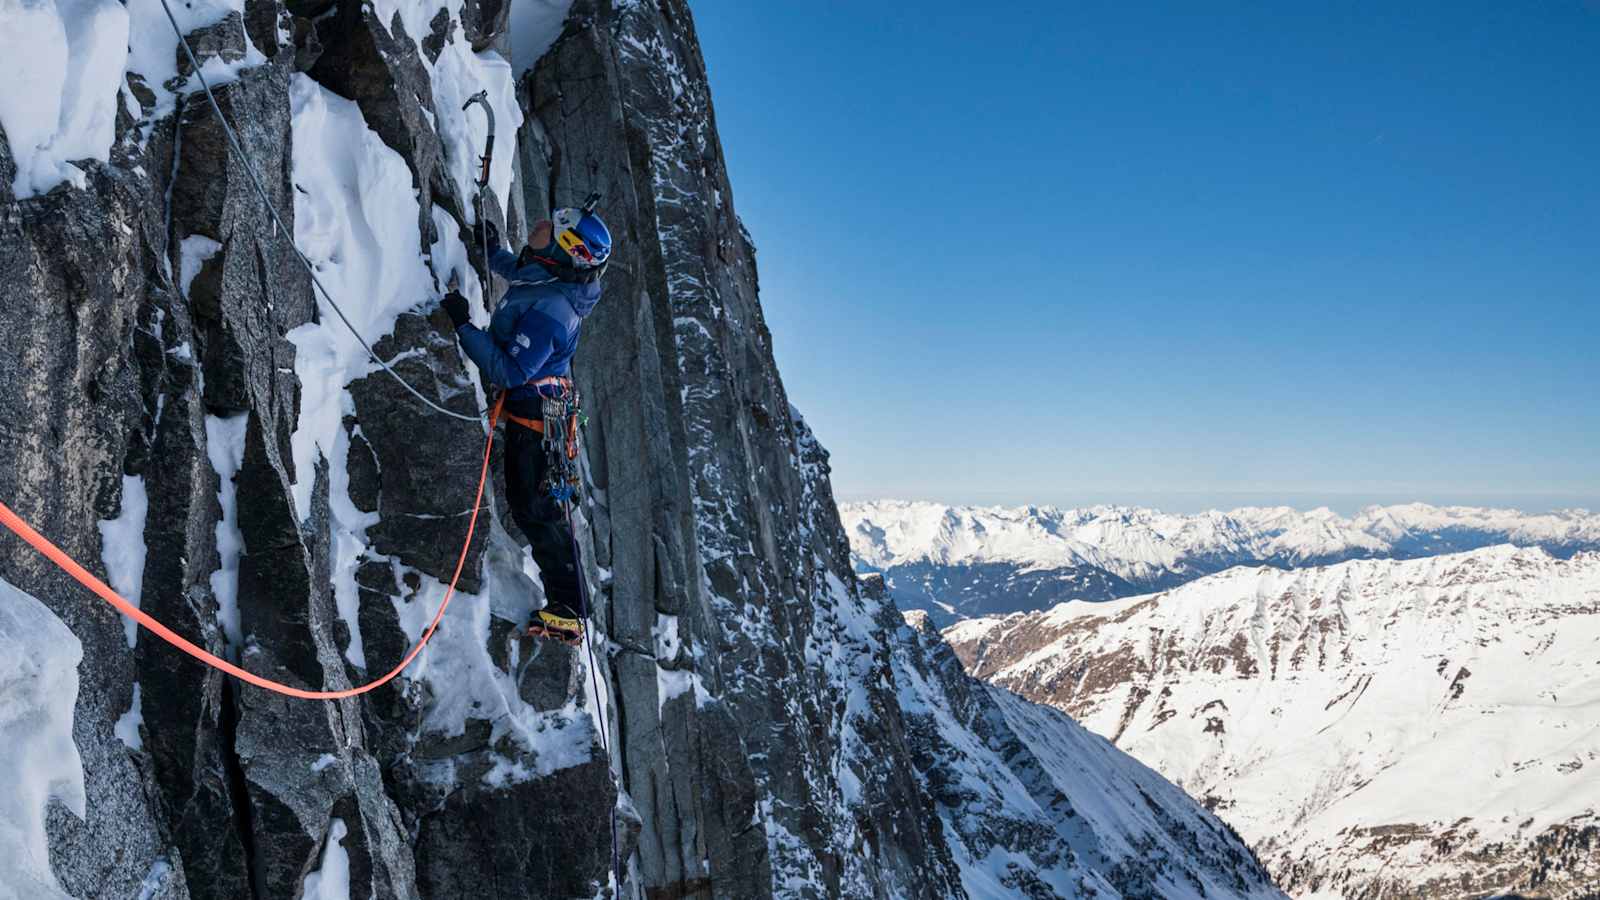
[156,0,481,423]
[566,497,625,895]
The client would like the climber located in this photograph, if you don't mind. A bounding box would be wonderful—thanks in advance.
[440,199,613,645]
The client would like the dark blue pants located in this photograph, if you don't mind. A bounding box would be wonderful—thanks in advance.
[504,422,583,618]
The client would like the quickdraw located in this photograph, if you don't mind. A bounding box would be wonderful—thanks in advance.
[495,378,583,502]
[540,380,583,503]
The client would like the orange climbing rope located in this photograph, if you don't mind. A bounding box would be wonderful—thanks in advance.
[0,396,504,701]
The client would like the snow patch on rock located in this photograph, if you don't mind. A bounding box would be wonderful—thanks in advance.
[0,576,87,900]
[123,0,264,127]
[113,683,144,751]
[509,0,573,75]
[286,72,436,521]
[0,0,129,197]
[97,474,148,649]
[179,235,223,300]
[299,819,350,900]
[205,413,247,650]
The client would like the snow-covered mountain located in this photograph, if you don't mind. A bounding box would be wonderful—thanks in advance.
[943,547,1600,898]
[872,577,1285,899]
[842,500,1600,624]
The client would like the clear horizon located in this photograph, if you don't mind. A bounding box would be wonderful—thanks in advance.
[693,2,1599,509]
[833,489,1600,517]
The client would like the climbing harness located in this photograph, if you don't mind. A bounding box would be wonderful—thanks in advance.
[539,378,584,503]
[154,0,481,424]
[0,413,495,700]
[494,378,583,502]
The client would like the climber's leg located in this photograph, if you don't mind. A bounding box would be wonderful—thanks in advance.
[505,424,584,642]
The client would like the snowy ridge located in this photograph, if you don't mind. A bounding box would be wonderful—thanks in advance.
[944,547,1600,897]
[842,499,1600,623]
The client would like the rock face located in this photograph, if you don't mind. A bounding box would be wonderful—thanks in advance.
[842,499,1600,625]
[944,547,1600,898]
[2,1,1283,898]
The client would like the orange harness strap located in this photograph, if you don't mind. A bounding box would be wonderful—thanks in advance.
[0,409,499,701]
[491,383,579,461]
[490,377,573,435]
[502,411,545,433]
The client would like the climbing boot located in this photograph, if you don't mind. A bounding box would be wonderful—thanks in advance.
[528,606,584,646]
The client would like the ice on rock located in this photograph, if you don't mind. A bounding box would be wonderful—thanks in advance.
[205,413,248,650]
[114,683,145,751]
[299,819,351,900]
[97,474,148,649]
[509,0,574,75]
[0,577,87,900]
[133,858,174,900]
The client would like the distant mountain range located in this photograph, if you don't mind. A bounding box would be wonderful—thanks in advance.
[941,546,1600,898]
[840,501,1600,624]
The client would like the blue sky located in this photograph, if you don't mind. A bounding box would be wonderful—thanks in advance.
[690,2,1599,513]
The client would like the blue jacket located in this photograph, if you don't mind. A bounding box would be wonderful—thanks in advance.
[456,247,601,414]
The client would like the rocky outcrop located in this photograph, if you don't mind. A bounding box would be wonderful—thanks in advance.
[2,1,1285,897]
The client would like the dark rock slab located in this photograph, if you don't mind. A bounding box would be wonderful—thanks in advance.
[0,145,187,898]
[415,757,617,899]
[350,311,487,592]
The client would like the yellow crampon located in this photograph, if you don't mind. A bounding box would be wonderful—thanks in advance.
[529,608,584,646]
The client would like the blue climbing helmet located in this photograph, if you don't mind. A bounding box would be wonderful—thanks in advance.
[552,193,612,270]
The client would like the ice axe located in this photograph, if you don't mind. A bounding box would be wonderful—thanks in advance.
[462,90,496,292]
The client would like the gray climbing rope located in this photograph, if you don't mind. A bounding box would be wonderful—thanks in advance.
[156,0,482,423]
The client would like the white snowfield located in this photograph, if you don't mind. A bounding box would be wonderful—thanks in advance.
[843,499,1600,583]
[945,547,1600,896]
[0,577,86,900]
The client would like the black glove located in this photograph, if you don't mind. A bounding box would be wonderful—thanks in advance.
[471,218,500,250]
[441,291,471,330]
